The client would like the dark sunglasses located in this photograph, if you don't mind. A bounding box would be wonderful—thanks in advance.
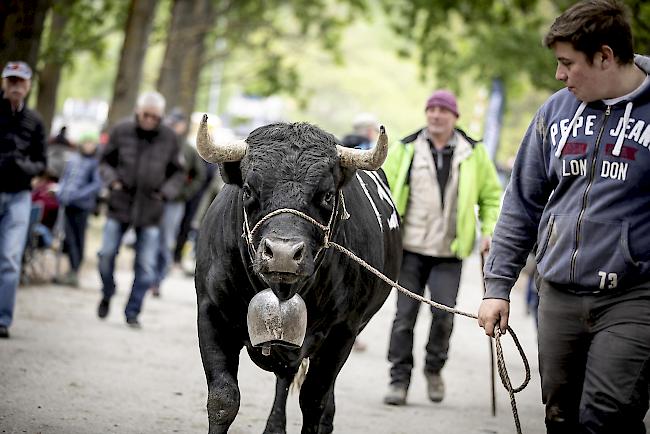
[141,112,161,120]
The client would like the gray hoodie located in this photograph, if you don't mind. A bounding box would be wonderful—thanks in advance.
[485,56,650,298]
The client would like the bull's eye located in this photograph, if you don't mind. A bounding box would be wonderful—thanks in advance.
[242,185,252,200]
[322,191,334,207]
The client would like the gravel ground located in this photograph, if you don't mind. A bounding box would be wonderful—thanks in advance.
[1,217,552,433]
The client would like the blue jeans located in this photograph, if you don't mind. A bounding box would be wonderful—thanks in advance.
[153,201,185,287]
[63,206,89,271]
[97,218,159,319]
[0,191,31,327]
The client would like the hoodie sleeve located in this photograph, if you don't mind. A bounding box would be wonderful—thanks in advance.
[483,108,555,300]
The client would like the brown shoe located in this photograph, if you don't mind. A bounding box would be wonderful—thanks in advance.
[383,384,407,406]
[352,338,367,352]
[425,372,445,403]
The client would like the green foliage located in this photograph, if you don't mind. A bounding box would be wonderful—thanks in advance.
[209,0,368,97]
[627,0,650,54]
[40,0,128,66]
[383,0,562,95]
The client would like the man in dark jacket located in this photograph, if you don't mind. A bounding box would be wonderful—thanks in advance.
[97,91,184,328]
[150,109,205,297]
[0,61,47,339]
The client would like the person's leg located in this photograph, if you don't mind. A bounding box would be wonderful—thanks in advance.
[97,218,126,300]
[528,274,540,329]
[424,257,463,374]
[537,281,590,433]
[75,209,89,269]
[0,192,31,330]
[124,225,159,322]
[153,202,184,292]
[387,251,431,388]
[174,195,202,262]
[64,206,84,272]
[579,290,650,433]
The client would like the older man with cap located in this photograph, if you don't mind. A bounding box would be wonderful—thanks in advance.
[96,91,184,328]
[381,89,502,405]
[0,61,47,339]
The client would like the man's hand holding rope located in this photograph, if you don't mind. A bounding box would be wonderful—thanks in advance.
[478,298,510,338]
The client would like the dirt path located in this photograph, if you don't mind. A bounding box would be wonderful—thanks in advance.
[1,222,547,433]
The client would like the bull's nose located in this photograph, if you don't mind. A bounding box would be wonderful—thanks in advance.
[260,238,306,274]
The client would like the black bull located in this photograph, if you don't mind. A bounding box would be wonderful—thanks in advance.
[195,120,402,433]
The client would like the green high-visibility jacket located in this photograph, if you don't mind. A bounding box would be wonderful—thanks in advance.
[382,129,502,259]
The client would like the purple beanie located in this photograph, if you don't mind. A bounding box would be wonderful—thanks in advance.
[425,90,459,117]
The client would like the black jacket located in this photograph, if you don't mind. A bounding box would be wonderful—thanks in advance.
[0,93,47,192]
[99,118,185,227]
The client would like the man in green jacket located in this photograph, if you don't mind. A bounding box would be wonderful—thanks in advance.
[382,89,502,406]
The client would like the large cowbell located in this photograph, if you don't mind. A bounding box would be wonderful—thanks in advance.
[247,288,307,356]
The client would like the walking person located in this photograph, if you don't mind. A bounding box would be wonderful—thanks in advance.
[0,61,47,339]
[150,110,205,297]
[341,112,380,150]
[478,1,650,431]
[383,89,502,405]
[54,132,103,287]
[96,91,184,328]
[341,112,382,352]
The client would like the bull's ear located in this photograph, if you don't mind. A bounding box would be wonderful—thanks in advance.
[219,162,243,185]
[338,166,357,188]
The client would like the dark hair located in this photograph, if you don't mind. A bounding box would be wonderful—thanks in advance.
[543,0,634,65]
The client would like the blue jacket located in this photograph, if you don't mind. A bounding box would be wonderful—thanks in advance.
[56,152,102,211]
[485,55,650,299]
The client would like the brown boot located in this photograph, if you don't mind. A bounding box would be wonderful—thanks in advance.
[383,384,407,406]
[425,372,445,403]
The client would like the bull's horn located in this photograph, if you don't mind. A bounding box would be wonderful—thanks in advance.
[196,114,248,163]
[337,125,388,171]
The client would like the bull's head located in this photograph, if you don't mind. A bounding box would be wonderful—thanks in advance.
[197,115,387,301]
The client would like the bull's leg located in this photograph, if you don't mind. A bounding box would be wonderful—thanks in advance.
[319,389,335,434]
[299,332,356,434]
[198,300,241,434]
[263,370,296,434]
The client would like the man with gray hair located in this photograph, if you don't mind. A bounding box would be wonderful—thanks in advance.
[341,112,380,150]
[96,91,184,328]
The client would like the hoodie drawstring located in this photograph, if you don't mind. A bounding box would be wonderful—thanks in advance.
[555,102,587,158]
[612,101,633,157]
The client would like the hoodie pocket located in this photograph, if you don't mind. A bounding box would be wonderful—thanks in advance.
[536,214,575,286]
[535,214,555,263]
[574,219,638,290]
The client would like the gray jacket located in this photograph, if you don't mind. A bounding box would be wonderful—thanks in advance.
[485,56,650,298]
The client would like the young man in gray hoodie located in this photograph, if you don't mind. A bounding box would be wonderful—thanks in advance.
[478,0,650,431]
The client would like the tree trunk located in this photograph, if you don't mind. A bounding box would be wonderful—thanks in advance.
[36,10,70,136]
[0,0,51,76]
[106,0,159,128]
[157,0,214,119]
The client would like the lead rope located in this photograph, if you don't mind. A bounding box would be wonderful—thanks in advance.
[244,200,530,434]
